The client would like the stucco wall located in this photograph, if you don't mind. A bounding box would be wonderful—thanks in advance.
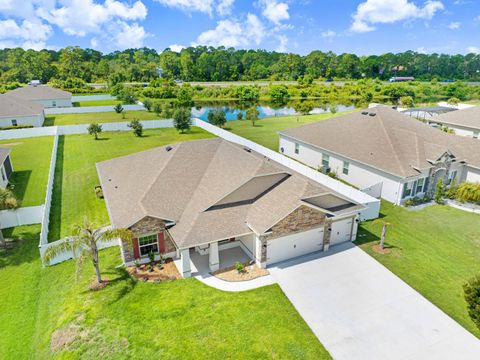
[34,99,72,108]
[0,113,44,127]
[466,167,480,183]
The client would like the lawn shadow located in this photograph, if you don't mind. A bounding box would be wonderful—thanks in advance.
[79,267,138,302]
[0,228,41,268]
[43,117,55,127]
[72,102,80,107]
[9,170,31,205]
[95,137,110,141]
[48,135,65,241]
[356,224,402,251]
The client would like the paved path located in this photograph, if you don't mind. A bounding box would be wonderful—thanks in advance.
[269,243,480,360]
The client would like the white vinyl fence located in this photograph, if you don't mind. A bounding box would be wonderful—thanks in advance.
[72,95,116,101]
[0,205,44,229]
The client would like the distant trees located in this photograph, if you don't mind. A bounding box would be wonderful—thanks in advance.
[236,86,259,102]
[87,123,102,140]
[208,109,227,128]
[173,108,192,133]
[269,85,290,103]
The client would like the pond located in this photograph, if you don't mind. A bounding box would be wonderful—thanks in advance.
[191,101,357,121]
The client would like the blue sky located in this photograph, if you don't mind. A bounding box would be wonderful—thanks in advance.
[0,0,479,55]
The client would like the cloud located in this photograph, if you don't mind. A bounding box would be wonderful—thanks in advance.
[447,21,460,29]
[276,34,288,52]
[168,44,186,52]
[153,0,234,16]
[260,0,289,24]
[194,13,265,47]
[351,0,444,33]
[114,22,148,48]
[0,18,52,49]
[467,46,480,54]
[217,0,235,16]
[321,30,337,38]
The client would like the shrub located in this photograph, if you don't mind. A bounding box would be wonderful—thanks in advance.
[113,103,124,114]
[152,101,162,116]
[236,112,243,120]
[143,98,153,111]
[127,119,143,137]
[235,261,245,274]
[464,275,480,330]
[327,171,338,179]
[435,179,444,204]
[456,182,480,203]
[87,123,102,140]
[400,96,414,107]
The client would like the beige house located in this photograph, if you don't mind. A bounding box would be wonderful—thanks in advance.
[0,94,45,127]
[429,106,480,139]
[97,138,364,278]
[6,85,72,108]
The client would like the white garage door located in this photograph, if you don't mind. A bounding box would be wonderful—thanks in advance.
[267,227,324,265]
[330,218,353,245]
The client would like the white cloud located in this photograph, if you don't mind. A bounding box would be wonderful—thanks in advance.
[0,18,52,49]
[194,13,265,47]
[260,0,289,24]
[217,0,234,16]
[351,0,444,33]
[153,0,234,16]
[168,44,186,52]
[467,46,480,54]
[276,35,288,52]
[447,21,460,29]
[321,30,337,38]
[114,22,148,48]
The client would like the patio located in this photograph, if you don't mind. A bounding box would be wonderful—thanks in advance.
[189,246,252,276]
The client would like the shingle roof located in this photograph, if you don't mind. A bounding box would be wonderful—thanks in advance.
[6,85,72,101]
[97,138,362,249]
[280,107,480,178]
[0,94,44,118]
[0,148,11,164]
[434,106,480,131]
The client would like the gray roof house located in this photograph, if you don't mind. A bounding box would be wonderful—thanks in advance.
[279,107,480,205]
[430,106,480,139]
[97,138,364,277]
[6,85,72,108]
[0,94,45,127]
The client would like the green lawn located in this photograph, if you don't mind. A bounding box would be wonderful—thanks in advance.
[0,136,53,206]
[0,225,331,359]
[49,127,216,241]
[357,202,480,337]
[44,111,163,126]
[73,100,121,107]
[226,112,354,150]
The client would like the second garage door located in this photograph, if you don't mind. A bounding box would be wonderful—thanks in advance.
[330,218,354,245]
[267,227,324,265]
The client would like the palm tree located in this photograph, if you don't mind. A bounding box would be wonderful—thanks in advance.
[372,219,391,250]
[43,217,132,284]
[0,188,19,248]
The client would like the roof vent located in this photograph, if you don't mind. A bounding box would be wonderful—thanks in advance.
[369,112,377,117]
[361,111,369,115]
[243,147,252,153]
[165,146,173,152]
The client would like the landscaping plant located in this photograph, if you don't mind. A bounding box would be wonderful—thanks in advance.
[246,106,260,127]
[113,103,124,114]
[435,178,445,204]
[87,123,102,140]
[207,109,227,128]
[235,261,245,274]
[127,119,143,137]
[463,275,480,331]
[0,188,19,248]
[173,107,192,133]
[456,182,480,204]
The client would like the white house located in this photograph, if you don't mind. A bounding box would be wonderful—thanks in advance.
[97,138,365,278]
[0,94,45,127]
[0,148,13,188]
[6,85,72,108]
[279,108,480,205]
[428,105,480,139]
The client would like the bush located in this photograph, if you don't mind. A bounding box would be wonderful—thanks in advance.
[113,103,124,114]
[127,119,143,137]
[435,179,444,204]
[464,275,480,330]
[143,98,153,111]
[400,96,414,107]
[207,109,227,128]
[173,108,192,133]
[235,261,245,274]
[87,123,102,140]
[456,182,480,203]
[236,112,243,120]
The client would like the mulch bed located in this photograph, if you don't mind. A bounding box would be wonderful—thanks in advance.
[372,244,391,254]
[89,278,109,290]
[127,258,181,283]
[212,263,269,282]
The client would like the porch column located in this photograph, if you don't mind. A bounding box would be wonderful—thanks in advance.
[254,235,266,269]
[209,241,219,272]
[323,219,333,252]
[180,248,191,278]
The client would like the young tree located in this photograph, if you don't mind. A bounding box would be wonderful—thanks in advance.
[372,219,391,250]
[246,106,260,126]
[464,274,480,330]
[207,109,227,128]
[127,119,143,137]
[173,108,192,133]
[43,217,132,284]
[87,123,102,140]
[0,189,19,248]
[236,112,244,120]
[113,103,124,114]
[435,178,445,204]
[152,101,162,116]
[143,98,153,111]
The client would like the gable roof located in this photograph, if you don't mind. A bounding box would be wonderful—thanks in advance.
[0,94,44,118]
[280,107,480,178]
[97,138,363,249]
[6,85,71,101]
[434,106,480,131]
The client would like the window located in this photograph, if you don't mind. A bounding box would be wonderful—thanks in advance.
[473,131,479,139]
[402,181,413,199]
[416,178,425,194]
[322,154,330,168]
[0,167,5,182]
[342,161,349,175]
[138,234,158,257]
[294,143,300,154]
[52,100,57,107]
[447,170,457,185]
[11,119,17,127]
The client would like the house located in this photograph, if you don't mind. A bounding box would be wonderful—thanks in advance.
[96,138,364,278]
[0,94,45,127]
[6,85,72,108]
[0,148,13,188]
[429,106,480,139]
[279,108,480,205]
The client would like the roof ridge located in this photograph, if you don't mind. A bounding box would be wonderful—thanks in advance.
[377,110,408,177]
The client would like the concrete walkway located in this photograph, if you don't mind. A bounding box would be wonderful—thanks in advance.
[269,242,480,360]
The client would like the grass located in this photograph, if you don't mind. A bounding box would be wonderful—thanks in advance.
[44,111,164,126]
[0,136,53,206]
[0,225,331,359]
[357,201,480,337]
[73,100,121,107]
[226,112,354,150]
[49,127,216,241]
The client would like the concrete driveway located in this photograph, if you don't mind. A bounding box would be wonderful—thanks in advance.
[269,243,480,360]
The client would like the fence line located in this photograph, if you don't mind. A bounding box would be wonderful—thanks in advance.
[45,104,144,115]
[0,205,44,229]
[71,94,116,101]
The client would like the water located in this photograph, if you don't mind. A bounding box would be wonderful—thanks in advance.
[192,103,356,122]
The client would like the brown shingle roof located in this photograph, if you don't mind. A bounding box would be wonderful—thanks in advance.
[97,138,362,249]
[435,106,480,131]
[6,85,71,101]
[280,107,480,178]
[0,94,44,118]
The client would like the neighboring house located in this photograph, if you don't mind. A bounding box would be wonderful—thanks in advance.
[279,108,480,205]
[429,106,480,139]
[0,94,45,127]
[6,85,72,108]
[401,106,457,121]
[97,138,364,278]
[0,148,13,188]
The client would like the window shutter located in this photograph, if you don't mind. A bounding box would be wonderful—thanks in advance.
[158,232,165,253]
[133,238,140,259]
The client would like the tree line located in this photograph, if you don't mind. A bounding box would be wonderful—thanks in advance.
[1,46,480,86]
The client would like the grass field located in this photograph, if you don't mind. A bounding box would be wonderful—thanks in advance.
[0,225,330,359]
[73,100,121,107]
[357,202,480,337]
[48,127,215,240]
[225,111,353,150]
[0,136,53,206]
[44,111,163,126]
